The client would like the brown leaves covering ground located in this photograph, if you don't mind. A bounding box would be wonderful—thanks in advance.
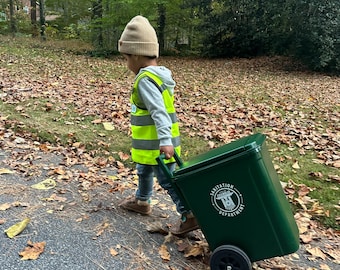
[1,51,338,168]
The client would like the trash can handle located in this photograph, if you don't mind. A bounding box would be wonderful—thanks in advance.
[156,150,183,180]
[173,150,184,167]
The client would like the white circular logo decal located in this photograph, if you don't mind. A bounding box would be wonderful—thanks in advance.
[210,182,245,217]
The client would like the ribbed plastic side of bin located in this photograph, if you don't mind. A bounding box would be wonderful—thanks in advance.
[173,134,299,262]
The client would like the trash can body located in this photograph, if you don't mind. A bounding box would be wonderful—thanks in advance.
[172,133,299,262]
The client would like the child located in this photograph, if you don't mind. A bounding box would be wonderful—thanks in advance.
[118,15,198,235]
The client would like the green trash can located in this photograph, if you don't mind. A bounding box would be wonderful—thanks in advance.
[157,133,299,270]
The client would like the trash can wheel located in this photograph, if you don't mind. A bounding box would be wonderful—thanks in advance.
[210,245,252,270]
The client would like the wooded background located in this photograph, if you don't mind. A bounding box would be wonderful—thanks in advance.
[1,0,339,72]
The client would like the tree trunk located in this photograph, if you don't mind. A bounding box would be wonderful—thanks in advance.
[31,0,38,37]
[157,3,166,54]
[9,0,16,36]
[92,0,103,48]
[39,0,46,40]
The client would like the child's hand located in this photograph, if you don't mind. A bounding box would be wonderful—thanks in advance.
[160,145,174,159]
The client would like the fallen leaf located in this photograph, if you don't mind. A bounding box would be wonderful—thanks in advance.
[110,248,118,257]
[0,168,15,174]
[108,175,118,181]
[103,122,114,131]
[92,119,102,124]
[39,143,50,152]
[12,201,29,207]
[308,202,327,216]
[292,161,300,169]
[208,141,215,148]
[306,246,327,260]
[150,199,159,206]
[45,102,53,111]
[15,105,24,112]
[0,203,12,211]
[31,179,56,190]
[42,194,67,202]
[328,174,340,182]
[184,242,207,258]
[297,185,311,197]
[4,218,30,238]
[159,244,170,261]
[19,241,46,260]
[309,172,323,178]
[325,248,340,262]
[313,159,325,164]
[296,141,304,147]
[176,240,191,252]
[146,221,168,235]
[96,157,108,167]
[76,217,83,222]
[294,198,308,211]
[118,151,130,161]
[96,222,109,237]
[300,233,313,244]
[53,167,66,175]
[320,264,331,270]
[116,160,125,169]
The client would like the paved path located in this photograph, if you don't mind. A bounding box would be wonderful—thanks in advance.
[0,144,206,270]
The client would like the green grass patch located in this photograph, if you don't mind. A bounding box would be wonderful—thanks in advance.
[0,99,131,160]
[264,138,339,229]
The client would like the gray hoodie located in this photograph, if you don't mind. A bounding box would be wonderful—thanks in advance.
[134,66,177,147]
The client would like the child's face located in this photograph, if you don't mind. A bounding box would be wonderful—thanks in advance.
[123,54,141,75]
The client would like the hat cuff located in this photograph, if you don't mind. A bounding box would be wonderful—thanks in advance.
[119,41,159,58]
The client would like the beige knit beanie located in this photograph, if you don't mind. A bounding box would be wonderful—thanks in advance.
[118,16,159,58]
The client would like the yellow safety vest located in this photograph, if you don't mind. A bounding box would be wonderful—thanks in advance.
[130,71,181,165]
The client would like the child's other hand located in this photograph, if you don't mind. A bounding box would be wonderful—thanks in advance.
[160,145,174,159]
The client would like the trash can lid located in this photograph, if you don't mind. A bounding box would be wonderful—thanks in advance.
[174,133,266,175]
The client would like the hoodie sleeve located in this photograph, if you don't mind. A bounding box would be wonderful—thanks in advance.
[137,78,173,146]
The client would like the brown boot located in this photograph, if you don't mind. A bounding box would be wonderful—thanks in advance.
[170,212,199,236]
[120,197,151,215]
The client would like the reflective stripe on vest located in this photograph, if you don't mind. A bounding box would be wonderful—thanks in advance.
[131,71,181,165]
